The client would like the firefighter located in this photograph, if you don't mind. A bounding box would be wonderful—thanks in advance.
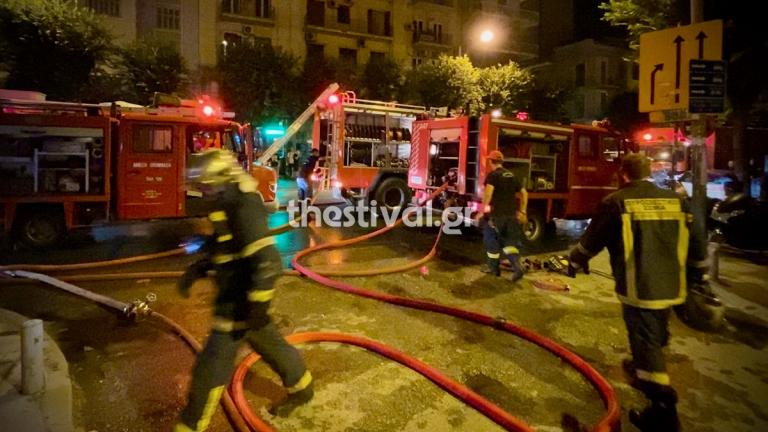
[476,150,528,281]
[297,148,320,201]
[569,153,705,432]
[174,150,312,432]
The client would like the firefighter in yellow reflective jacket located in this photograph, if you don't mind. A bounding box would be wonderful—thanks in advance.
[569,153,705,432]
[174,150,312,432]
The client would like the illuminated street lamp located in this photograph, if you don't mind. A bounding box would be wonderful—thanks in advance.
[480,30,495,44]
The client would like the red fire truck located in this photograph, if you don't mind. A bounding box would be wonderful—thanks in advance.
[408,114,633,241]
[0,90,276,248]
[311,90,632,242]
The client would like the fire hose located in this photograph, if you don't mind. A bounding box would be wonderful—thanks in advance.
[0,187,620,432]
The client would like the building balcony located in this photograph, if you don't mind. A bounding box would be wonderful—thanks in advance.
[305,20,393,40]
[518,8,539,24]
[411,0,455,7]
[220,1,274,23]
[413,31,453,46]
[470,0,515,16]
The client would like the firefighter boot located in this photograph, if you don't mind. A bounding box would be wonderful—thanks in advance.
[271,373,314,417]
[629,385,680,432]
[480,254,501,276]
[504,251,524,283]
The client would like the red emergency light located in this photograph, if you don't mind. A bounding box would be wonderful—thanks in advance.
[516,111,529,121]
[196,95,222,118]
[328,94,340,105]
[643,133,653,141]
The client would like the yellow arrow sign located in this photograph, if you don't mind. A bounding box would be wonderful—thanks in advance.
[639,20,723,113]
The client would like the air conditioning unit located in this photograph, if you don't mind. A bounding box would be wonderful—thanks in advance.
[305,31,317,42]
[242,25,253,34]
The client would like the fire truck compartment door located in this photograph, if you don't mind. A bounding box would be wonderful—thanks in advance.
[408,121,430,189]
[568,131,618,216]
[118,123,181,219]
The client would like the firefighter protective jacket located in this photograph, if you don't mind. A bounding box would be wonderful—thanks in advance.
[204,174,280,330]
[572,180,702,309]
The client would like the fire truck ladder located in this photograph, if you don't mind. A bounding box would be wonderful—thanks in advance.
[257,83,340,165]
[312,92,347,205]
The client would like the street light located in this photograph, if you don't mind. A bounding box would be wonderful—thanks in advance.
[221,40,228,56]
[480,30,494,43]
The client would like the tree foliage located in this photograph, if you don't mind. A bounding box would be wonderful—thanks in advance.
[359,56,402,101]
[405,55,536,116]
[526,79,571,123]
[116,37,190,105]
[599,0,687,52]
[0,0,113,100]
[218,42,303,124]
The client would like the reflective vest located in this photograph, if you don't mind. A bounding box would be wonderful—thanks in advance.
[576,181,696,309]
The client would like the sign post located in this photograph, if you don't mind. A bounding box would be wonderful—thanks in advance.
[639,19,724,276]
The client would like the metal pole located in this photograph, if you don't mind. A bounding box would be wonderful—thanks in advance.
[21,319,45,395]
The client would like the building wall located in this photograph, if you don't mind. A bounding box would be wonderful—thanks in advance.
[532,38,636,124]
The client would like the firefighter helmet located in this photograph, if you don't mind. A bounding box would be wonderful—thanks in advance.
[186,149,243,187]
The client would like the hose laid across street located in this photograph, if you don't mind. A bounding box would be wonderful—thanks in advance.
[1,186,619,432]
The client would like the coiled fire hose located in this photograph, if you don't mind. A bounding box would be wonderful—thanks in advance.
[1,186,620,432]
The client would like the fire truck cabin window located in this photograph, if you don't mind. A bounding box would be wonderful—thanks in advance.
[578,134,596,158]
[602,136,619,161]
[134,126,172,153]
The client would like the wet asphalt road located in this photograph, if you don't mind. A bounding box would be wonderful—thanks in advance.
[1,181,766,432]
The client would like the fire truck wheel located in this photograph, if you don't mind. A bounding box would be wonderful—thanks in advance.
[14,209,65,249]
[522,209,546,244]
[374,177,412,211]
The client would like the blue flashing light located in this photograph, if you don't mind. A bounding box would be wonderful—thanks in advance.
[264,128,286,136]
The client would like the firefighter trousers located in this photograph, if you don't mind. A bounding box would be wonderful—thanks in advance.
[175,319,310,432]
[622,305,672,390]
[482,216,523,276]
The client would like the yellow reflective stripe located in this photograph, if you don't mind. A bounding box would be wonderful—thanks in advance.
[241,236,276,258]
[636,370,671,386]
[211,317,249,332]
[630,211,686,221]
[502,246,519,254]
[208,211,227,222]
[212,254,236,264]
[287,371,313,394]
[247,288,276,303]
[625,198,681,213]
[617,295,686,310]
[677,215,689,301]
[195,385,225,432]
[173,423,195,432]
[216,234,233,243]
[621,213,636,301]
[487,252,500,259]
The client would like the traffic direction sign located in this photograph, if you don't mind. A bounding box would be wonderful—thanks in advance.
[639,20,722,113]
[689,60,726,113]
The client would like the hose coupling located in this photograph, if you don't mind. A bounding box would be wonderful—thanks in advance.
[124,299,152,320]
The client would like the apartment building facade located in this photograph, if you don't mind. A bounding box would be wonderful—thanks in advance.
[82,0,540,72]
[531,38,638,124]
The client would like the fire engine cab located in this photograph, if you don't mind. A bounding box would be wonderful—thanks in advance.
[409,113,632,241]
[0,89,275,248]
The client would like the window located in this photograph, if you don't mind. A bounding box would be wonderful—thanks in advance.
[157,5,180,30]
[307,44,324,62]
[306,0,324,26]
[134,126,173,153]
[337,5,351,24]
[600,92,608,114]
[369,51,385,62]
[221,0,241,14]
[367,10,391,36]
[577,135,596,158]
[223,32,242,47]
[339,48,357,65]
[255,0,271,18]
[575,63,585,86]
[602,136,619,161]
[600,61,607,84]
[87,0,120,17]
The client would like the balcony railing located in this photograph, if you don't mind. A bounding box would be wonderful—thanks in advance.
[221,3,274,21]
[413,31,453,46]
[412,0,454,6]
[306,20,392,38]
[471,0,515,15]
